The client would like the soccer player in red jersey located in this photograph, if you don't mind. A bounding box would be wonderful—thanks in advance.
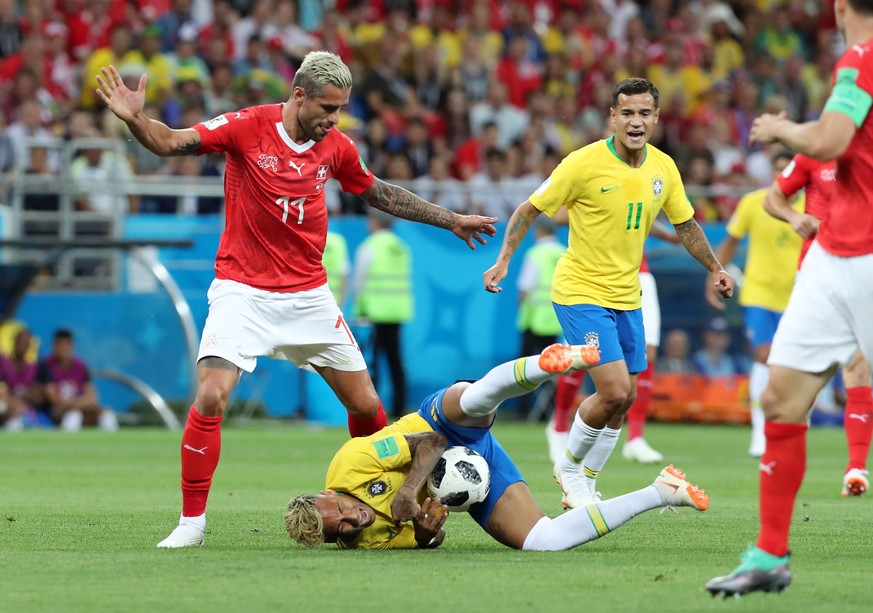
[96,51,497,548]
[766,154,873,497]
[707,0,873,596]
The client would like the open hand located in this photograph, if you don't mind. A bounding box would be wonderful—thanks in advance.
[451,214,497,250]
[96,65,147,123]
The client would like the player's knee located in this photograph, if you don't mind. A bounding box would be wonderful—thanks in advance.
[598,381,633,412]
[761,385,791,422]
[346,390,380,418]
[194,383,230,417]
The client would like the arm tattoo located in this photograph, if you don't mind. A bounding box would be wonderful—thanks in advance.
[173,136,201,155]
[361,178,455,228]
[498,206,537,263]
[674,219,721,271]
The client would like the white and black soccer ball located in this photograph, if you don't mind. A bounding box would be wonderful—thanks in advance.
[427,446,491,512]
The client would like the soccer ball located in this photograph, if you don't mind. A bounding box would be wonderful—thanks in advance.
[427,446,491,512]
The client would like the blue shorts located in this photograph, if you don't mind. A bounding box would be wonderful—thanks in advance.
[418,387,524,528]
[553,303,647,373]
[744,306,783,348]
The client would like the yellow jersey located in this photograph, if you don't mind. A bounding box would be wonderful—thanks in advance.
[529,137,695,310]
[726,188,804,312]
[326,413,433,549]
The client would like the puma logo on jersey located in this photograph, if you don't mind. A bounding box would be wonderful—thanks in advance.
[848,413,870,423]
[289,160,305,176]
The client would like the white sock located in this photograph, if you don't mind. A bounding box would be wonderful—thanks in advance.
[522,486,661,551]
[60,410,83,432]
[582,426,621,494]
[749,362,769,446]
[558,412,602,472]
[4,415,24,432]
[460,356,554,417]
[180,513,206,530]
[98,410,119,432]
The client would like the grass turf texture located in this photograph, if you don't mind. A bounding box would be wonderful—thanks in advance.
[1,422,870,612]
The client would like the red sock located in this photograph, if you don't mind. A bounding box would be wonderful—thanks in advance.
[626,362,654,440]
[181,407,223,518]
[844,386,873,472]
[756,421,808,557]
[554,371,585,433]
[348,401,388,437]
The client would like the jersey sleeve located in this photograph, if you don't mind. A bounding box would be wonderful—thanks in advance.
[326,433,413,491]
[726,194,751,239]
[528,153,583,216]
[334,135,376,195]
[776,155,812,197]
[193,110,252,155]
[823,48,873,128]
[661,159,695,225]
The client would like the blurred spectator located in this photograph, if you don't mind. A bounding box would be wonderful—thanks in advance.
[169,24,211,88]
[691,317,741,377]
[0,328,40,432]
[6,98,55,170]
[657,329,695,374]
[203,61,235,116]
[63,0,116,63]
[357,116,391,178]
[395,116,432,179]
[312,10,352,63]
[0,108,15,173]
[496,34,543,109]
[409,3,461,72]
[673,121,716,177]
[231,0,272,61]
[359,36,416,133]
[705,7,745,80]
[779,54,810,121]
[710,119,744,178]
[648,36,709,118]
[37,328,118,432]
[22,142,61,212]
[457,1,504,68]
[120,25,173,107]
[500,1,545,66]
[69,136,138,213]
[468,148,518,219]
[434,88,472,153]
[454,120,499,181]
[469,80,527,150]
[143,155,222,214]
[410,43,446,113]
[415,154,468,213]
[232,33,270,77]
[448,36,491,104]
[0,0,23,59]
[81,21,134,109]
[264,0,317,64]
[154,0,201,53]
[543,5,593,73]
[603,0,641,41]
[753,5,807,61]
[198,0,236,65]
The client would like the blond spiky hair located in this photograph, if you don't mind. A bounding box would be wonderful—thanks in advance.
[292,51,353,97]
[285,495,325,548]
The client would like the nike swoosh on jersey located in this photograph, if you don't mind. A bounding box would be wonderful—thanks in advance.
[600,186,620,193]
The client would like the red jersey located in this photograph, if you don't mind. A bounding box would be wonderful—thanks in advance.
[639,254,650,274]
[194,105,374,292]
[818,40,873,256]
[776,154,836,264]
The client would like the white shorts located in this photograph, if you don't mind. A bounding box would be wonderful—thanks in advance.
[639,271,661,348]
[768,241,873,373]
[198,279,367,373]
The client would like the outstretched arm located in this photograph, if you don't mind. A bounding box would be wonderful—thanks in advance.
[96,66,200,156]
[762,182,820,239]
[360,178,496,249]
[390,431,448,523]
[749,111,856,161]
[483,200,541,293]
[673,218,734,305]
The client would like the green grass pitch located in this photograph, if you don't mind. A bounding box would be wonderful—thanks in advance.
[2,421,870,612]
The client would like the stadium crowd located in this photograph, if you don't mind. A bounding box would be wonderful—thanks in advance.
[0,0,843,220]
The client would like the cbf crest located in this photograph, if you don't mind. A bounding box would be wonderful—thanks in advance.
[584,332,600,348]
[652,174,664,197]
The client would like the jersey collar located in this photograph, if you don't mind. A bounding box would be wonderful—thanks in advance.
[274,122,316,154]
[606,135,647,168]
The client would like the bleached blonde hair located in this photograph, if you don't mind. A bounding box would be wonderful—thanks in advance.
[285,495,325,548]
[292,51,353,97]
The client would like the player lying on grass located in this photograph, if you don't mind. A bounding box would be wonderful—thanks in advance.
[285,344,709,549]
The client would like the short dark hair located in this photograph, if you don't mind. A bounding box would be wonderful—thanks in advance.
[771,149,794,168]
[612,78,660,109]
[849,0,873,15]
[54,328,74,342]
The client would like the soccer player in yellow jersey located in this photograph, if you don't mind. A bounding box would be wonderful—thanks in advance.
[483,78,734,509]
[706,151,803,458]
[285,344,710,550]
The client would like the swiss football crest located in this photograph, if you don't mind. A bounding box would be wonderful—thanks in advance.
[317,164,330,180]
[257,154,278,172]
[584,332,600,348]
[652,175,664,196]
[368,481,387,496]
